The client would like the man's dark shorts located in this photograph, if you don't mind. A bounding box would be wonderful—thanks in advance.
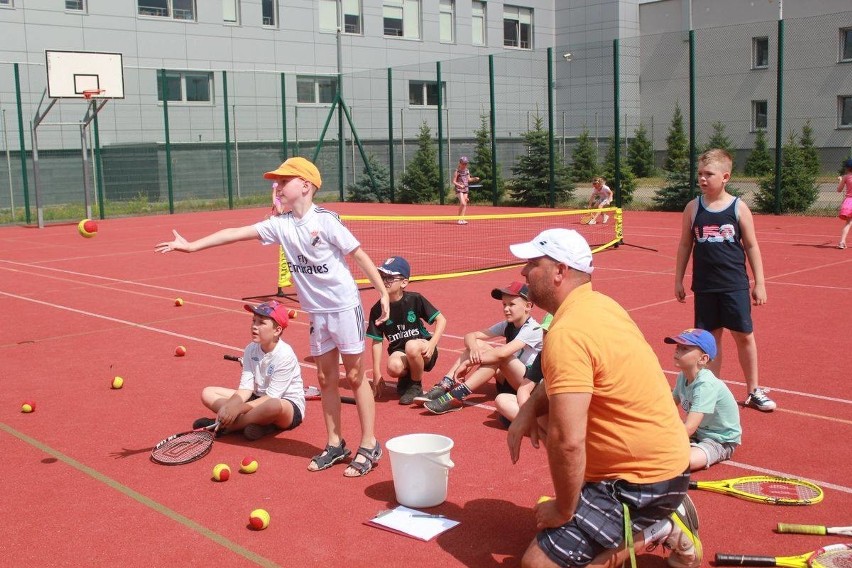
[694,289,753,333]
[537,471,690,566]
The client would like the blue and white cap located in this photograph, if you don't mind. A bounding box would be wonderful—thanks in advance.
[664,328,717,360]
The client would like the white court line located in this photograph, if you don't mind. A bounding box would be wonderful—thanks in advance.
[661,370,851,405]
[723,461,852,494]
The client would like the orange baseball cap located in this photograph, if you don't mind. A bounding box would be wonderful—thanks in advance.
[263,156,322,189]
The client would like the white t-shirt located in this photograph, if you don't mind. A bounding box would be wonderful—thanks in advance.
[239,340,306,417]
[254,205,360,313]
[486,317,543,366]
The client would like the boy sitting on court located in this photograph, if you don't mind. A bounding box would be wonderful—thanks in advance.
[366,256,447,405]
[415,281,543,415]
[194,301,305,441]
[665,328,742,471]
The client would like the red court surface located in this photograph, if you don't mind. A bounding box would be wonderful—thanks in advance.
[1,204,849,567]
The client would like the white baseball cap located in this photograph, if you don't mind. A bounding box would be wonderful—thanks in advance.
[509,228,594,274]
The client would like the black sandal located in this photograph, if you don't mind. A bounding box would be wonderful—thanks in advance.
[344,441,382,477]
[308,440,351,472]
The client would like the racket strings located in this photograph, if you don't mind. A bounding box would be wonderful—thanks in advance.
[152,431,214,464]
[810,548,852,568]
[735,480,822,502]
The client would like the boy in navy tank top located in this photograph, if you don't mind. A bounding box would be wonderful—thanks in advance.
[674,149,776,412]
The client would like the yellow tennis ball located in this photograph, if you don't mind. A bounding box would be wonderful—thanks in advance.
[111,376,124,389]
[212,463,230,482]
[21,401,35,413]
[240,456,259,474]
[174,298,184,307]
[537,495,553,504]
[77,219,98,238]
[249,508,270,530]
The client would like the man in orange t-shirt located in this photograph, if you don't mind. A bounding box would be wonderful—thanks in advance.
[507,229,701,568]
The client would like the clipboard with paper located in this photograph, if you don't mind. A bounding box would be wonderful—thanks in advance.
[366,505,460,541]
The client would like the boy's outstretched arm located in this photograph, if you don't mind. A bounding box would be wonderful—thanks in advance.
[155,226,259,253]
[737,202,767,305]
[674,200,697,302]
[350,247,390,324]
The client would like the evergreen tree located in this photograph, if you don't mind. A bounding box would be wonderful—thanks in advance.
[508,115,574,206]
[601,136,636,206]
[799,121,821,178]
[626,122,655,178]
[743,129,773,177]
[664,103,689,173]
[754,133,818,214]
[398,122,441,204]
[653,103,693,211]
[702,121,734,159]
[346,154,392,203]
[570,128,598,183]
[470,113,501,203]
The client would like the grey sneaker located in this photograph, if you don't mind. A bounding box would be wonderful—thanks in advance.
[664,494,702,568]
[744,387,776,412]
[399,382,423,405]
[424,392,464,415]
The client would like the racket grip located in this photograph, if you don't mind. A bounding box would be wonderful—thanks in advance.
[775,523,826,535]
[715,553,776,566]
[223,354,241,362]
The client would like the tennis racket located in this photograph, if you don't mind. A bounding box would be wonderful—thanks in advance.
[688,476,823,505]
[777,524,852,537]
[151,421,219,465]
[224,354,356,405]
[715,543,852,567]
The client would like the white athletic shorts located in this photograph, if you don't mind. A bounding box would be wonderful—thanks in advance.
[308,306,366,357]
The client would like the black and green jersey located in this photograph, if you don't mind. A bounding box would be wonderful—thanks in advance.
[367,291,441,355]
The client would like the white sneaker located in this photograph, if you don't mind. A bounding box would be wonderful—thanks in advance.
[602,214,609,223]
[457,219,468,225]
[744,387,776,412]
[665,494,702,568]
[587,219,596,225]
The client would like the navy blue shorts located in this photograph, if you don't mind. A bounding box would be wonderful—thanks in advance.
[248,393,303,430]
[694,289,753,333]
[536,471,690,567]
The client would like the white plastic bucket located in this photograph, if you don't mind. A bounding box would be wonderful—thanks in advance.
[385,433,455,508]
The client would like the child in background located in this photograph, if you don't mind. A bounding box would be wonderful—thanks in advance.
[366,256,447,404]
[836,158,852,249]
[452,156,480,225]
[665,328,742,471]
[156,156,390,477]
[587,177,613,224]
[194,301,305,441]
[415,281,542,415]
[674,148,775,412]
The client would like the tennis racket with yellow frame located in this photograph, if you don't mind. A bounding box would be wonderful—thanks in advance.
[688,476,823,505]
[715,543,852,567]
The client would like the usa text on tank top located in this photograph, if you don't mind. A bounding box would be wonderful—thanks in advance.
[691,196,749,293]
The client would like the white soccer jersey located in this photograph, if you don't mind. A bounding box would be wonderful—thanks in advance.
[254,205,361,313]
[239,340,306,417]
[486,317,543,366]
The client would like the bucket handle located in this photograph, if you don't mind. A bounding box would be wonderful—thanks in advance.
[419,454,454,469]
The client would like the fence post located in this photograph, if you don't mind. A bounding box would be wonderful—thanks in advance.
[223,71,234,209]
[160,69,174,214]
[773,16,785,214]
[281,73,287,159]
[689,29,696,196]
[13,63,31,224]
[437,61,444,205]
[547,47,555,208]
[613,40,622,208]
[93,109,105,219]
[488,54,497,206]
[387,67,395,203]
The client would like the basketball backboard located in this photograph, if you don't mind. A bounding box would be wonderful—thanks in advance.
[45,50,124,99]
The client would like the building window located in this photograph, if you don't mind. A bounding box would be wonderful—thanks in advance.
[157,71,213,103]
[296,76,338,105]
[840,96,852,128]
[223,0,239,23]
[504,5,532,50]
[752,100,768,131]
[841,28,852,62]
[320,0,362,34]
[0,0,13,7]
[472,1,486,46]
[409,81,446,107]
[66,0,86,11]
[262,0,277,27]
[439,0,455,43]
[138,0,196,21]
[383,0,420,39]
[752,37,768,69]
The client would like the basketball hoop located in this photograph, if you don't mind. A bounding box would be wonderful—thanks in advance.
[82,89,105,100]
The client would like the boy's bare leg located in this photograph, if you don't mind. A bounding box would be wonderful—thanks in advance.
[731,330,759,394]
[314,349,344,448]
[404,339,429,382]
[341,351,378,473]
[200,386,236,411]
[706,328,725,378]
